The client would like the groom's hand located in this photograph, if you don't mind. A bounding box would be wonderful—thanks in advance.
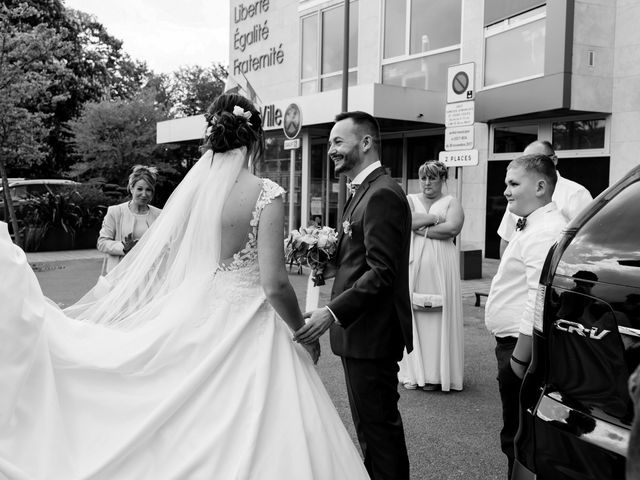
[294,308,334,344]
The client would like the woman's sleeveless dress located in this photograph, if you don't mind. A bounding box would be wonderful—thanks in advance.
[398,193,464,391]
[0,179,370,480]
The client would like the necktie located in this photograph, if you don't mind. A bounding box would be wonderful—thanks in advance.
[347,182,359,196]
[515,217,527,231]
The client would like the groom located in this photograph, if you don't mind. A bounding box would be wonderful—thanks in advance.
[295,111,413,480]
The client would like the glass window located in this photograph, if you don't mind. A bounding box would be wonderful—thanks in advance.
[381,138,403,183]
[260,134,302,232]
[301,14,318,80]
[406,135,445,193]
[300,80,317,95]
[484,0,545,26]
[484,7,545,86]
[552,119,606,151]
[27,184,50,196]
[302,1,358,92]
[382,50,459,91]
[493,125,538,153]
[10,186,28,200]
[320,72,357,92]
[409,0,462,54]
[383,0,406,59]
[321,7,343,74]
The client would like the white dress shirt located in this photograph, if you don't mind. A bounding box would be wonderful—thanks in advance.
[485,202,566,338]
[498,172,592,242]
[350,161,382,186]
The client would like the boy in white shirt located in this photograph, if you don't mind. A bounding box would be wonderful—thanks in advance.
[485,153,567,479]
[497,140,592,257]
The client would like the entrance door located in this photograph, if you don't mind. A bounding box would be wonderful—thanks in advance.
[309,142,339,229]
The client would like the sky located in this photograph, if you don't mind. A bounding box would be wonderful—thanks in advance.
[63,0,230,74]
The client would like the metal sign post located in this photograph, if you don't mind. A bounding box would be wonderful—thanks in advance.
[443,63,477,272]
[283,105,302,231]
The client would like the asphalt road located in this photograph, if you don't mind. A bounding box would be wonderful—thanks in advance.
[33,258,505,480]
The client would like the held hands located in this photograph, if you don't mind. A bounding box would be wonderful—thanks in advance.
[293,308,335,345]
[122,233,138,255]
[301,340,321,364]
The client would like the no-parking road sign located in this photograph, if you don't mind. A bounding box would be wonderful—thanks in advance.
[447,63,475,103]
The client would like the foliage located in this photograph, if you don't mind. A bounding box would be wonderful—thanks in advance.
[0,1,72,245]
[19,183,110,251]
[68,91,167,183]
[20,191,83,238]
[1,1,152,178]
[160,64,228,118]
[64,183,110,231]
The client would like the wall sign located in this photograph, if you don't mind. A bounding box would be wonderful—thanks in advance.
[445,126,474,151]
[232,1,286,76]
[438,149,479,167]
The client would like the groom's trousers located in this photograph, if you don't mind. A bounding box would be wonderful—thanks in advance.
[341,356,410,480]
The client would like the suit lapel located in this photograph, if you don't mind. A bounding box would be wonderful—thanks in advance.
[337,167,386,250]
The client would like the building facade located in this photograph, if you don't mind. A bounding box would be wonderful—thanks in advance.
[157,0,640,258]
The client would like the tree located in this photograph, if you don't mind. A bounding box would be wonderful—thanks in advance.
[0,2,70,245]
[162,64,227,118]
[41,8,151,177]
[68,91,167,184]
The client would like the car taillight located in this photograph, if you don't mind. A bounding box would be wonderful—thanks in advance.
[533,284,546,333]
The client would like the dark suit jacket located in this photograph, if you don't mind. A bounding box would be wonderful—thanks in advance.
[328,167,413,359]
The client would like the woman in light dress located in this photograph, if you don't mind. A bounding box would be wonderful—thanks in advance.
[97,165,162,274]
[0,93,370,480]
[398,160,465,392]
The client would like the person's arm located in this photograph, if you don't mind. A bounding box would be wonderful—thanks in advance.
[423,196,464,240]
[497,210,517,258]
[510,230,558,378]
[499,239,509,258]
[407,194,440,231]
[258,196,319,363]
[295,188,409,344]
[96,206,125,256]
[412,212,440,231]
[328,188,409,325]
[565,187,593,221]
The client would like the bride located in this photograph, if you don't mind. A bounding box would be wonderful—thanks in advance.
[0,93,370,480]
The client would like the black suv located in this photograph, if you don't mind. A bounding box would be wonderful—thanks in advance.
[513,165,640,479]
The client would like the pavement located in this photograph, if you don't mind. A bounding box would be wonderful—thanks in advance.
[27,248,500,300]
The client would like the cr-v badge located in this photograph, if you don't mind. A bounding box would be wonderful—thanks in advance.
[554,319,610,340]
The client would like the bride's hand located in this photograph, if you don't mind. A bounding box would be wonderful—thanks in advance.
[302,340,321,364]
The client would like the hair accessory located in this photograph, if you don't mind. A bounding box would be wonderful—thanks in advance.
[232,105,252,124]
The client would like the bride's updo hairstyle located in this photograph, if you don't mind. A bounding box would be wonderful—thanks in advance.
[203,93,264,161]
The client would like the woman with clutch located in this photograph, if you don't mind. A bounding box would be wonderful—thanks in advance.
[398,160,465,392]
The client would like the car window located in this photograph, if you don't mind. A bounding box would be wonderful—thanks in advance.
[27,184,49,196]
[10,186,28,200]
[557,179,640,289]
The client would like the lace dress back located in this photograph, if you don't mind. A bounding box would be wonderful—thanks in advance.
[218,178,285,273]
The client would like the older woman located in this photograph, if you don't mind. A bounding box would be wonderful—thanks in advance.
[398,160,465,392]
[97,165,162,274]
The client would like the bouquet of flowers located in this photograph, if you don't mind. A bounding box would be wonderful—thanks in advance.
[286,225,338,286]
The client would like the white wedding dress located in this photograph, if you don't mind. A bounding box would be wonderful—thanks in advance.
[0,148,369,480]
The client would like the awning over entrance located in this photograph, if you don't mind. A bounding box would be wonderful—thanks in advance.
[156,83,446,144]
